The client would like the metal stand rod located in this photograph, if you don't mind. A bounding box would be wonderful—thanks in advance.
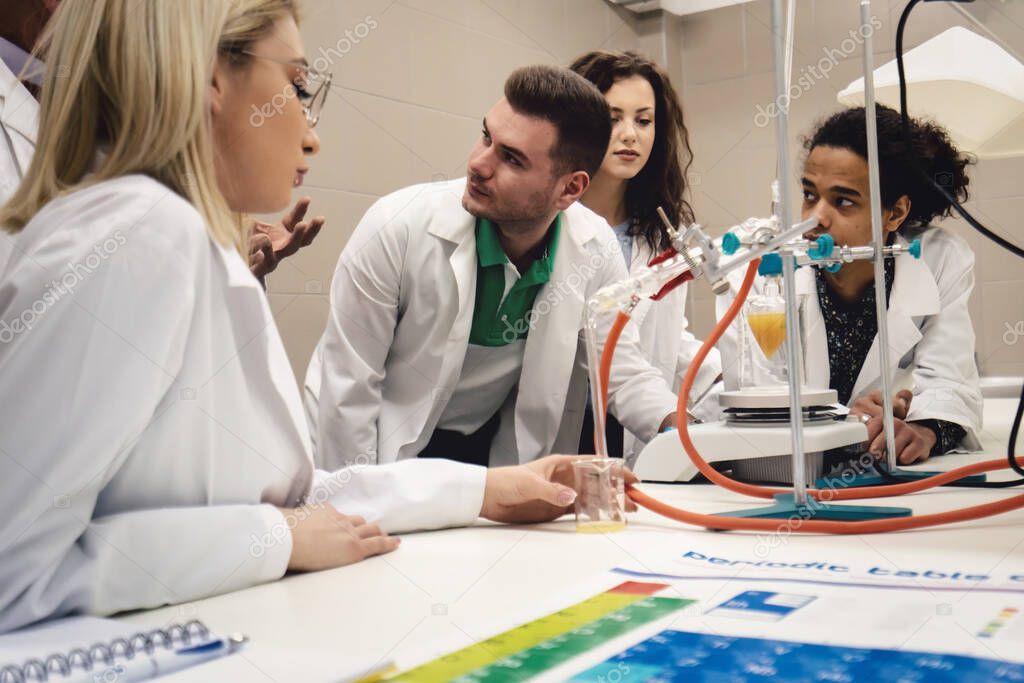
[770,0,808,506]
[860,0,899,468]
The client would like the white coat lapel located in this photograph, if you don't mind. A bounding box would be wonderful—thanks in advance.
[851,249,939,399]
[425,191,477,388]
[377,181,476,461]
[515,209,597,461]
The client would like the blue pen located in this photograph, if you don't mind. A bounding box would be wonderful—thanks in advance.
[70,634,248,683]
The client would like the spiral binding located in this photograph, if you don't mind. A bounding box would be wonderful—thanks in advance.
[0,620,209,683]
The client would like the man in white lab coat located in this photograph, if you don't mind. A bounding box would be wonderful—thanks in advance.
[306,66,681,470]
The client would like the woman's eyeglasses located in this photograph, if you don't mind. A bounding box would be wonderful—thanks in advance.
[242,51,332,128]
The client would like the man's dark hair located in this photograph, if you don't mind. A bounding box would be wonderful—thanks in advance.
[804,105,974,233]
[503,65,611,179]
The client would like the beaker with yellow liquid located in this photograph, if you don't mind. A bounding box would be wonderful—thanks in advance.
[737,271,806,389]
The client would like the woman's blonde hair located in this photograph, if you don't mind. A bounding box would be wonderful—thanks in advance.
[0,0,298,253]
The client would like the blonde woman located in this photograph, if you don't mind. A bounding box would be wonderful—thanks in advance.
[0,0,591,633]
[0,0,324,280]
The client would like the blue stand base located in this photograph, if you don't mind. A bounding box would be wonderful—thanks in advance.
[813,467,986,489]
[716,493,912,521]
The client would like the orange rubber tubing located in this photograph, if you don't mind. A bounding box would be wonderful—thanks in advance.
[596,259,1024,533]
[628,484,1024,534]
[598,311,631,421]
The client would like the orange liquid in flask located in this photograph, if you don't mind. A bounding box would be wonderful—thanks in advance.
[747,312,786,358]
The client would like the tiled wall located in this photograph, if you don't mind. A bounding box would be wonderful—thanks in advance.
[268,0,670,385]
[271,0,1023,387]
[675,0,1024,378]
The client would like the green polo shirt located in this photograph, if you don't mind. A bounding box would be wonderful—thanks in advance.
[468,214,561,347]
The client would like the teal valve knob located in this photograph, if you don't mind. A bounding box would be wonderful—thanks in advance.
[820,234,835,257]
[721,232,740,255]
[757,252,783,276]
[823,261,842,273]
[908,238,922,259]
[808,234,834,260]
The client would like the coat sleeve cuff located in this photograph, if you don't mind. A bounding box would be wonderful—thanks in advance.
[315,460,486,534]
[250,504,293,583]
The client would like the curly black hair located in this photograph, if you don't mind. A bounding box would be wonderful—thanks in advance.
[803,105,974,232]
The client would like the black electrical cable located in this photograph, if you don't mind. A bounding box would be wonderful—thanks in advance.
[869,379,1023,487]
[896,0,1024,259]
[871,460,1024,489]
[896,0,921,139]
[1009,379,1024,476]
[895,0,1024,478]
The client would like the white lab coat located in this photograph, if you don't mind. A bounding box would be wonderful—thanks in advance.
[305,178,679,470]
[0,57,37,270]
[716,228,983,449]
[0,175,486,634]
[621,237,722,462]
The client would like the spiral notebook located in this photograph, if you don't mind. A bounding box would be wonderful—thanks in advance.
[0,616,224,682]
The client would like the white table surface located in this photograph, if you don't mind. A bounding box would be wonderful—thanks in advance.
[118,399,1024,682]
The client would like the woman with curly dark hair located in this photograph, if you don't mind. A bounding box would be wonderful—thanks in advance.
[570,50,720,463]
[719,105,982,469]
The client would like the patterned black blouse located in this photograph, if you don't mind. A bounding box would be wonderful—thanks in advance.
[816,259,965,455]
